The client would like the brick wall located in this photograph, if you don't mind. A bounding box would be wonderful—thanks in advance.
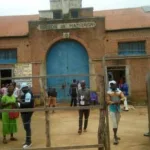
[0,37,31,63]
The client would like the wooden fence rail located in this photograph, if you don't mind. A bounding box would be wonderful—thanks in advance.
[12,144,104,150]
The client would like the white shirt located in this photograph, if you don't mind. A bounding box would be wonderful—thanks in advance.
[13,87,20,98]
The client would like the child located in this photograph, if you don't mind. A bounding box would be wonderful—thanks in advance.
[47,88,57,113]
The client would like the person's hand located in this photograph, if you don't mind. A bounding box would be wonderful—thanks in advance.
[16,100,20,103]
[112,101,121,105]
[9,102,15,105]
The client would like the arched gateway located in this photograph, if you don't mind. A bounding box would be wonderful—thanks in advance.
[46,40,89,101]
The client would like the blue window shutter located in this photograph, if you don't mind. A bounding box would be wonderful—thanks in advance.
[118,41,146,56]
[0,49,17,64]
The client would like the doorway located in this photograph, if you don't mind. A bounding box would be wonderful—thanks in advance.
[107,66,126,86]
[0,69,12,87]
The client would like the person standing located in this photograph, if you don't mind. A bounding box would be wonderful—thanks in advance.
[78,81,90,134]
[1,84,8,96]
[47,87,57,113]
[1,85,18,144]
[119,77,129,111]
[106,80,125,145]
[12,82,20,100]
[18,82,34,149]
[70,79,78,107]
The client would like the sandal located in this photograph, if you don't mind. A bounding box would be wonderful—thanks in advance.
[10,137,18,141]
[3,139,8,144]
[78,130,82,134]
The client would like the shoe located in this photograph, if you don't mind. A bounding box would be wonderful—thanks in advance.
[113,138,119,145]
[23,143,32,149]
[78,130,82,135]
[22,142,26,146]
[84,129,87,132]
[144,132,150,137]
[116,136,121,140]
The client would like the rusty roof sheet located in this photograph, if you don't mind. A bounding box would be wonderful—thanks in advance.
[94,7,150,30]
[0,7,150,37]
[0,15,39,37]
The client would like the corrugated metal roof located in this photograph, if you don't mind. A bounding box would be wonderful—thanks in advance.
[0,7,150,37]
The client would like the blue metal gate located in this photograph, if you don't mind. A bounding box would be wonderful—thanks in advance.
[46,40,89,101]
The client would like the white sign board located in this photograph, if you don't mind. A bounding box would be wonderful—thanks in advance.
[37,22,96,30]
[14,64,32,88]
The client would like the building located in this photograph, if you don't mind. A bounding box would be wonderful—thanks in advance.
[0,0,150,103]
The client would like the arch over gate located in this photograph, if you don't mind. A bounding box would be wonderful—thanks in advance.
[46,40,89,101]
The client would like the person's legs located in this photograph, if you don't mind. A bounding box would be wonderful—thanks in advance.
[10,133,17,141]
[3,135,7,144]
[78,110,84,134]
[52,97,56,113]
[73,97,77,106]
[70,96,73,106]
[116,112,121,139]
[21,113,33,145]
[49,96,52,107]
[110,112,119,144]
[83,109,90,131]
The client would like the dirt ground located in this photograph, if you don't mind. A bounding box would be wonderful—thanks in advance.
[0,106,149,150]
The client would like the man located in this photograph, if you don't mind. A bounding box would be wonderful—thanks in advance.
[18,82,34,149]
[70,79,78,107]
[77,80,90,134]
[119,77,129,111]
[106,80,125,145]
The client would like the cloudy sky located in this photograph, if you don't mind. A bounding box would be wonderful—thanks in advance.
[0,0,150,16]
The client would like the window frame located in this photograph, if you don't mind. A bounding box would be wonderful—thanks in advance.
[0,49,17,64]
[53,10,62,19]
[118,41,146,56]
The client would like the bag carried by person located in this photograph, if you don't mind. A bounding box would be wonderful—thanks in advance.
[9,112,19,119]
[9,104,19,119]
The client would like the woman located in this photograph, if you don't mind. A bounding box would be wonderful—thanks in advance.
[1,85,18,144]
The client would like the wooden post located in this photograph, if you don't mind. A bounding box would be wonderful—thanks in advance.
[45,109,51,147]
[98,76,105,150]
[102,56,111,150]
[146,72,150,139]
[39,78,51,147]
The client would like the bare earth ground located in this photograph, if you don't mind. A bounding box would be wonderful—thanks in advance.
[0,106,149,150]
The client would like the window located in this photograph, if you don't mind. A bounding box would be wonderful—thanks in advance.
[53,10,62,19]
[0,49,17,64]
[118,41,146,56]
[70,10,79,18]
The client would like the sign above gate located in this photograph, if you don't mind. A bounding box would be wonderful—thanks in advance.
[37,21,96,30]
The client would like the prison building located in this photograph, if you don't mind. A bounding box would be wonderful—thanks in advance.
[0,0,150,103]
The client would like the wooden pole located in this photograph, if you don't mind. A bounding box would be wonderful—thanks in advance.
[98,76,105,150]
[102,56,111,150]
[146,72,150,139]
[40,78,51,147]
